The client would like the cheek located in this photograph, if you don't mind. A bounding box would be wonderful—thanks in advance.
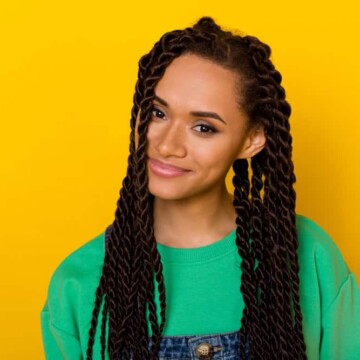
[193,142,237,171]
[146,125,158,149]
[146,121,168,143]
[198,135,240,159]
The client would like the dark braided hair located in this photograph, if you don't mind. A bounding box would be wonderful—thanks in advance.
[86,16,307,360]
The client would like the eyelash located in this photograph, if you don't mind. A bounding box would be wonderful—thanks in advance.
[151,108,166,120]
[151,107,218,134]
[193,124,217,134]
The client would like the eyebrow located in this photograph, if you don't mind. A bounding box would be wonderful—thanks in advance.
[153,95,227,125]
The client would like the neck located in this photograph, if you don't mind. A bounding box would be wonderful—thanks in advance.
[153,184,236,248]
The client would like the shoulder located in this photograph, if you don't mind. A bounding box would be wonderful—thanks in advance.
[50,231,105,284]
[296,214,339,249]
[296,214,349,273]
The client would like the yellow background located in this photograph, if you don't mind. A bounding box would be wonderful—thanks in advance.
[1,0,359,358]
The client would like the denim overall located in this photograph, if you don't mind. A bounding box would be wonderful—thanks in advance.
[104,226,250,360]
[148,330,250,360]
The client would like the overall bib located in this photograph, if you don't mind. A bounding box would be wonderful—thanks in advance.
[148,330,250,360]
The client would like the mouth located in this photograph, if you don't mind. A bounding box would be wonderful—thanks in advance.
[148,158,191,177]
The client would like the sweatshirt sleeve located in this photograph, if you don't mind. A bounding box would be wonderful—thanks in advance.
[320,273,360,360]
[41,302,82,360]
[296,215,360,359]
[40,234,105,359]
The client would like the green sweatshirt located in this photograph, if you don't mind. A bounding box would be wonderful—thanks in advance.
[41,215,360,359]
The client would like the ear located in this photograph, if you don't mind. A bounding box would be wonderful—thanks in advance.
[237,126,266,159]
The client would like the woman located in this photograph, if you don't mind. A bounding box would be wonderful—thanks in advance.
[41,17,360,359]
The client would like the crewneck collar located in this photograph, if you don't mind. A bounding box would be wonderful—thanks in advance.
[156,228,237,264]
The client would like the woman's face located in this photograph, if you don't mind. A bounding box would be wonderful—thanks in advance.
[146,53,264,202]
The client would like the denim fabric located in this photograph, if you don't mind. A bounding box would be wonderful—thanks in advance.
[148,330,250,360]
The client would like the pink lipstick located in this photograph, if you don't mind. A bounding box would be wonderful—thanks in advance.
[148,159,190,178]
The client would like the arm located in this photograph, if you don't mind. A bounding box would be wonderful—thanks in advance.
[296,215,360,359]
[41,302,82,360]
[320,273,360,360]
[40,234,105,359]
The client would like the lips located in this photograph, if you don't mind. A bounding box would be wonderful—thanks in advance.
[148,158,190,177]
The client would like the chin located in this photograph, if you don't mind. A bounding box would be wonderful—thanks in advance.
[148,188,184,201]
[148,182,192,202]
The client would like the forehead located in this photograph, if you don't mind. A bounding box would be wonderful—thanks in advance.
[154,54,241,114]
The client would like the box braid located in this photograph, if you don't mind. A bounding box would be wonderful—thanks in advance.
[86,16,307,360]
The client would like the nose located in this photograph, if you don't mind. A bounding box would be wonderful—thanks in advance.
[154,122,187,158]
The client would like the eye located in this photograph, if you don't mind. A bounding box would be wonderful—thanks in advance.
[151,107,166,120]
[193,124,217,134]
